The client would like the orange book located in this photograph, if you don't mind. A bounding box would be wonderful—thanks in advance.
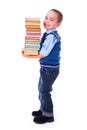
[26,28,41,31]
[25,25,40,29]
[25,18,40,21]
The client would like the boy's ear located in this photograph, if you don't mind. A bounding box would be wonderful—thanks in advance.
[56,22,61,27]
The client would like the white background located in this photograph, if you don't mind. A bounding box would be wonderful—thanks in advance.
[0,0,87,130]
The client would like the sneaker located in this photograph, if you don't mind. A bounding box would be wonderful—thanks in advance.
[33,115,54,124]
[32,110,42,117]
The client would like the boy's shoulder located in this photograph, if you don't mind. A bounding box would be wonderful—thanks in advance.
[46,31,60,40]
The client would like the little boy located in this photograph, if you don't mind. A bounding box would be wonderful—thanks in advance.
[22,9,63,124]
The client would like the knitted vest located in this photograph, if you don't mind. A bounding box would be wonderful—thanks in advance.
[39,31,61,66]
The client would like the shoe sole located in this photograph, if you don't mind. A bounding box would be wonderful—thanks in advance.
[33,118,54,124]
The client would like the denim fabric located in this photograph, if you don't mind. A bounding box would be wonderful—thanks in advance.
[38,67,59,117]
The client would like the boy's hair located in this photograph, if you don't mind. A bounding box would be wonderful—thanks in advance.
[50,9,63,23]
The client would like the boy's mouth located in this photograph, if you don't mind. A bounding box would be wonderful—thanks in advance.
[45,24,50,27]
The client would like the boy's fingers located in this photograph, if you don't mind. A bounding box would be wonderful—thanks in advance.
[21,49,24,54]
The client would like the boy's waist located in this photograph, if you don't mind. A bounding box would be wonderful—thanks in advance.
[40,63,60,68]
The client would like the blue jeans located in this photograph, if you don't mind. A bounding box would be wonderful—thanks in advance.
[38,67,59,117]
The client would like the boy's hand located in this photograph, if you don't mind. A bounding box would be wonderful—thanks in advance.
[21,49,24,55]
[21,49,39,58]
[21,49,45,58]
[21,49,31,58]
[21,50,29,58]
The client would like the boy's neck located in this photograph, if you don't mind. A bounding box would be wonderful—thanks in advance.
[46,28,57,33]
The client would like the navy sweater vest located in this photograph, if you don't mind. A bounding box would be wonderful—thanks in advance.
[39,31,61,66]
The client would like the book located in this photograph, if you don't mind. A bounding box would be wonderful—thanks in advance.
[24,17,41,56]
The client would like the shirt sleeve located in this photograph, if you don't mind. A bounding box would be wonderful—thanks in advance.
[40,34,57,56]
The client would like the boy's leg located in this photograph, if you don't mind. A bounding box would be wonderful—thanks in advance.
[38,67,59,117]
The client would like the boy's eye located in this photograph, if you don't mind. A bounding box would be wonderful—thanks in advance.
[50,19,54,21]
[45,17,54,21]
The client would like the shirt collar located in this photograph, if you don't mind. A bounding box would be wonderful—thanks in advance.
[46,28,57,34]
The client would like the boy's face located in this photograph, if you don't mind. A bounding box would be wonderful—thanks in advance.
[43,10,60,30]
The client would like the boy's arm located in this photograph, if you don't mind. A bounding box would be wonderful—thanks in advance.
[21,49,45,59]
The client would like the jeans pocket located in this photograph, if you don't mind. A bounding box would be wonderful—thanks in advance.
[40,68,49,79]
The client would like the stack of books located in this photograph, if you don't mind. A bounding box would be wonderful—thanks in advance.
[24,18,41,55]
